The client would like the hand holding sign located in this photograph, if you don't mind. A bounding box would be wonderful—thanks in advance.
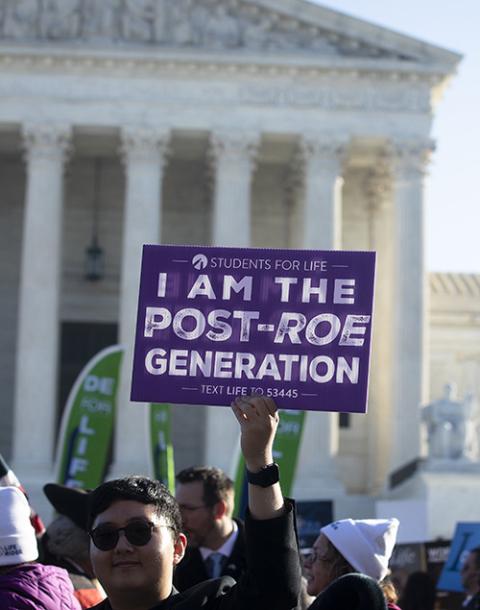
[231,395,279,472]
[231,395,284,520]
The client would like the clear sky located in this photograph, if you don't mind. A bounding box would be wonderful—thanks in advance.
[310,0,479,273]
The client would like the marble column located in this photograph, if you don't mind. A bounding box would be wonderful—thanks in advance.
[13,123,71,485]
[109,126,170,477]
[293,134,347,500]
[365,157,394,493]
[204,129,259,470]
[210,129,260,247]
[298,135,346,250]
[389,138,433,473]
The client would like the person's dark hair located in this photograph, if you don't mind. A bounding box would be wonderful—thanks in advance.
[88,475,182,538]
[175,466,234,507]
[323,536,356,582]
[398,571,436,610]
[470,546,480,568]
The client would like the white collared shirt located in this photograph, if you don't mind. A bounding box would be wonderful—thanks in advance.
[199,520,239,561]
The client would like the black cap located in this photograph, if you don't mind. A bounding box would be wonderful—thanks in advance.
[43,483,91,531]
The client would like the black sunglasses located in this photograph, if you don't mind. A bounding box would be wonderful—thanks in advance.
[90,520,157,551]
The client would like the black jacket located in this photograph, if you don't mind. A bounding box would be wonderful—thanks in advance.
[307,574,387,610]
[173,518,246,591]
[91,501,301,610]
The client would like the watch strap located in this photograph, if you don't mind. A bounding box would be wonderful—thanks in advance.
[246,462,280,487]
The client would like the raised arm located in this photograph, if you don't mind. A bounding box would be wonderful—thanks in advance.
[231,395,285,520]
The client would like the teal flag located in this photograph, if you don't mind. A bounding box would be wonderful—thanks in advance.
[55,345,123,488]
[234,409,305,517]
[149,403,175,493]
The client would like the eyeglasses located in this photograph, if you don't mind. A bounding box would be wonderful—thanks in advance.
[90,520,160,551]
[304,549,328,565]
[178,504,210,513]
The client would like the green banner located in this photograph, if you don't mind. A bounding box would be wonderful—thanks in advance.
[234,409,305,516]
[149,403,175,493]
[272,409,306,496]
[56,345,123,489]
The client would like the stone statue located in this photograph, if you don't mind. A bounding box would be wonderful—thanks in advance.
[3,0,39,39]
[202,5,240,49]
[121,0,156,43]
[422,384,479,461]
[42,0,80,40]
[168,0,194,46]
[83,0,117,41]
[241,15,271,51]
[0,0,6,33]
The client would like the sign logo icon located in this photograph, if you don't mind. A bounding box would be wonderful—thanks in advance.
[192,254,208,270]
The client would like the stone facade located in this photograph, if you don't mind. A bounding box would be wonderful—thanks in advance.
[429,274,480,404]
[0,0,464,520]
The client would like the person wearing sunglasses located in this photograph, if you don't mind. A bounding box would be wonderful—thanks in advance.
[88,395,301,610]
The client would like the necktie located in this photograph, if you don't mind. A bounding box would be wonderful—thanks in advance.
[206,552,224,578]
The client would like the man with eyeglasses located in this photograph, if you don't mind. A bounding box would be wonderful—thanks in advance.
[173,466,246,591]
[88,396,301,610]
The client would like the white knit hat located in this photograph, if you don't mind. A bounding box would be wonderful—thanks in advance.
[321,518,399,582]
[0,486,38,566]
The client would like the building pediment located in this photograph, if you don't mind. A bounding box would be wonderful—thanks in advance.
[0,0,460,72]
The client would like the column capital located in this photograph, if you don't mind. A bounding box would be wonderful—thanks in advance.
[298,133,348,163]
[22,122,72,163]
[389,137,435,180]
[293,133,348,187]
[365,154,392,213]
[208,128,260,171]
[120,125,170,166]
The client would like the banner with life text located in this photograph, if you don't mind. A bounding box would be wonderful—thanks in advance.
[56,345,122,488]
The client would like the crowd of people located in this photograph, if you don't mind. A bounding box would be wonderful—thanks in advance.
[1,395,478,610]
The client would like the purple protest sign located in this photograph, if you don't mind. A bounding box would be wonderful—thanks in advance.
[131,245,375,412]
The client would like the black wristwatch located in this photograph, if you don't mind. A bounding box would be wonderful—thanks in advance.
[246,462,280,487]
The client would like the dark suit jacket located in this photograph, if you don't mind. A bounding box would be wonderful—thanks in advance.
[91,501,301,610]
[173,518,246,591]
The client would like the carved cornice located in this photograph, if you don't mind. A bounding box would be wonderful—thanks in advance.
[0,60,435,115]
[120,126,170,165]
[390,138,435,180]
[0,46,446,82]
[22,122,72,163]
